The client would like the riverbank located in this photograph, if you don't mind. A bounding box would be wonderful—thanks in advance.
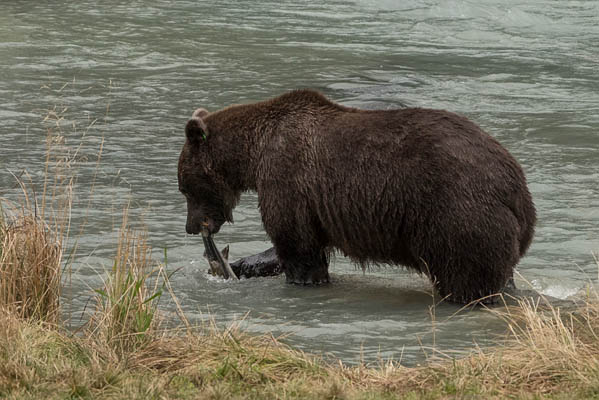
[2,198,599,399]
[2,291,599,399]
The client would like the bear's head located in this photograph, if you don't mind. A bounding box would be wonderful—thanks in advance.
[178,108,239,235]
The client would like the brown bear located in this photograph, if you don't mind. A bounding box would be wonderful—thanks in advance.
[178,90,536,304]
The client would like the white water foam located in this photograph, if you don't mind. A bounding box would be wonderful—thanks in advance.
[531,279,581,300]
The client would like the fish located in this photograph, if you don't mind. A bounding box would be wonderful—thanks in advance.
[201,228,239,280]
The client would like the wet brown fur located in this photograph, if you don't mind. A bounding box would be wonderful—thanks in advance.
[178,90,536,304]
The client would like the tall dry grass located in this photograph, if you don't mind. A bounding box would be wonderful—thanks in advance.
[332,292,599,398]
[0,118,74,323]
[0,202,63,323]
[0,84,105,324]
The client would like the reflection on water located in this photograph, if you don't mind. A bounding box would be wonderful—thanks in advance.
[1,0,598,364]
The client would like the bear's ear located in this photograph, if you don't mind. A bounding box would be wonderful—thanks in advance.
[192,108,210,119]
[185,117,209,145]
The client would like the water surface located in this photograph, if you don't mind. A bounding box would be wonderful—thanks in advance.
[1,0,598,364]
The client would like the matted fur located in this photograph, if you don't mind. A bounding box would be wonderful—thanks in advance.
[178,90,536,304]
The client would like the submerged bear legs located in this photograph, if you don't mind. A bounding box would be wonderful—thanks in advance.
[260,192,330,285]
[280,247,330,285]
[269,225,329,284]
[430,261,515,304]
[271,222,330,285]
[418,206,521,304]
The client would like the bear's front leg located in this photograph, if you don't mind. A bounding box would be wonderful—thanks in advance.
[258,185,330,285]
[280,248,330,285]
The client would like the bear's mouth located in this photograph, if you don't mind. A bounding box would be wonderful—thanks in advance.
[201,228,238,280]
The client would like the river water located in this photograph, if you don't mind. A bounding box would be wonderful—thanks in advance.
[1,1,598,365]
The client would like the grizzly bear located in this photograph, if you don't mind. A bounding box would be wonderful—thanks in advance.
[178,90,536,304]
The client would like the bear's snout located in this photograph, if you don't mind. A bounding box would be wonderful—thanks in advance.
[186,216,220,235]
[185,221,201,235]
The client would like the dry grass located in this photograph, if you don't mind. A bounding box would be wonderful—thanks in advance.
[0,101,77,323]
[0,165,69,324]
[0,208,62,323]
[427,294,599,397]
[330,293,599,399]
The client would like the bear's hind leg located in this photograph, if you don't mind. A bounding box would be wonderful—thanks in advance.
[424,206,521,304]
